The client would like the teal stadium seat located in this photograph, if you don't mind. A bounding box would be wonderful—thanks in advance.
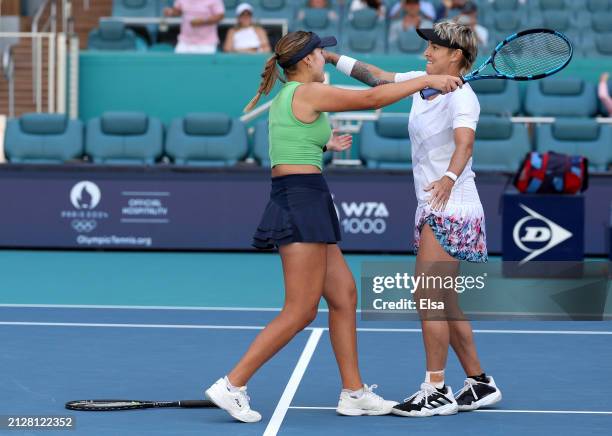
[536,118,612,171]
[292,8,340,35]
[470,80,520,116]
[528,0,580,28]
[360,116,412,169]
[86,112,163,165]
[524,78,598,117]
[253,0,293,19]
[341,9,386,55]
[113,0,158,16]
[88,20,146,51]
[253,119,271,166]
[538,11,581,53]
[4,113,84,164]
[223,0,239,18]
[472,116,530,171]
[388,30,427,55]
[583,13,612,57]
[481,0,526,28]
[488,11,522,44]
[165,113,248,166]
[112,0,159,43]
[575,0,612,30]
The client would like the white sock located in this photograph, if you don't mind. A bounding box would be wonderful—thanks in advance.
[343,386,365,399]
[425,370,445,389]
[224,375,242,393]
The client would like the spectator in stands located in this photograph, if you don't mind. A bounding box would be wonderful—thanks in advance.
[389,0,434,45]
[435,0,467,21]
[599,73,612,116]
[223,3,271,53]
[296,0,339,23]
[389,0,436,21]
[349,0,386,20]
[164,0,225,54]
[455,1,488,49]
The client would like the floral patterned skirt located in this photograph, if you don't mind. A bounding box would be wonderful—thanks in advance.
[414,203,488,263]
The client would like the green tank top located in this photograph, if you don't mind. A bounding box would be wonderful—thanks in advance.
[268,81,332,170]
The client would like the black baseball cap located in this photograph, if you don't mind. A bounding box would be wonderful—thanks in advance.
[416,28,465,51]
[278,32,337,69]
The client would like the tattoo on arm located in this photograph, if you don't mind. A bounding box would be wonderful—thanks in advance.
[351,61,392,87]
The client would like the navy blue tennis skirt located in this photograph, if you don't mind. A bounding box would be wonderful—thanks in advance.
[252,174,341,249]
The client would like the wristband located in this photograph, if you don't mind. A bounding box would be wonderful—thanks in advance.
[336,55,357,76]
[323,145,328,152]
[444,171,458,182]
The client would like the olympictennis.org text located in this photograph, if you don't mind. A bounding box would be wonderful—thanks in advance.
[76,235,153,247]
[371,273,488,294]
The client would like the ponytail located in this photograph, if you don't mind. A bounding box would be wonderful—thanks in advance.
[244,55,281,113]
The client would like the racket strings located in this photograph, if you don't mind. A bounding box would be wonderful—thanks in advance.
[493,32,571,77]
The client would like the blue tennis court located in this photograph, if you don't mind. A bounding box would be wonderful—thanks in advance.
[1,250,611,436]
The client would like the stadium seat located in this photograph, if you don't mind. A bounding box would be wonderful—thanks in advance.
[360,116,412,169]
[4,113,84,164]
[86,112,163,165]
[470,80,521,116]
[538,11,581,50]
[582,13,612,56]
[87,20,146,51]
[253,119,271,166]
[292,8,340,35]
[252,118,332,167]
[481,0,526,28]
[113,0,158,16]
[253,0,293,19]
[112,0,159,43]
[341,9,386,54]
[488,11,522,43]
[165,113,248,166]
[529,0,576,27]
[223,0,240,17]
[575,0,612,29]
[535,118,612,171]
[388,30,427,55]
[472,116,531,172]
[524,78,598,117]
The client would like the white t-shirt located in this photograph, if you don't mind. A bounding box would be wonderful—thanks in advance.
[395,71,480,207]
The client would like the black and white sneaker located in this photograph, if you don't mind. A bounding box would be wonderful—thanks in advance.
[392,383,458,417]
[454,376,502,411]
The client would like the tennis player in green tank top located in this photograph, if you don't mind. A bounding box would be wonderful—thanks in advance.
[205,30,462,423]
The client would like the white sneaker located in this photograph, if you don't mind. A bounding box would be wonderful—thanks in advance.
[392,383,458,417]
[454,375,502,411]
[205,377,262,423]
[336,384,398,416]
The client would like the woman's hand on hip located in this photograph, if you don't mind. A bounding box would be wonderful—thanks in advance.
[424,176,455,212]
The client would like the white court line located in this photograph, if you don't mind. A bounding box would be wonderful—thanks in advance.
[288,406,612,415]
[0,321,611,335]
[264,328,323,436]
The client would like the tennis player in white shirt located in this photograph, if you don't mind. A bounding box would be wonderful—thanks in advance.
[324,20,502,417]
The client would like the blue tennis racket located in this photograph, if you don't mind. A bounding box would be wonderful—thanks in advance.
[420,28,573,99]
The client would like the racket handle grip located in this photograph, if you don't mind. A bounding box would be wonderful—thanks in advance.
[178,400,215,408]
[420,87,441,99]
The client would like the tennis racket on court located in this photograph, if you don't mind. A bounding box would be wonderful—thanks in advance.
[420,28,573,99]
[65,399,217,411]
